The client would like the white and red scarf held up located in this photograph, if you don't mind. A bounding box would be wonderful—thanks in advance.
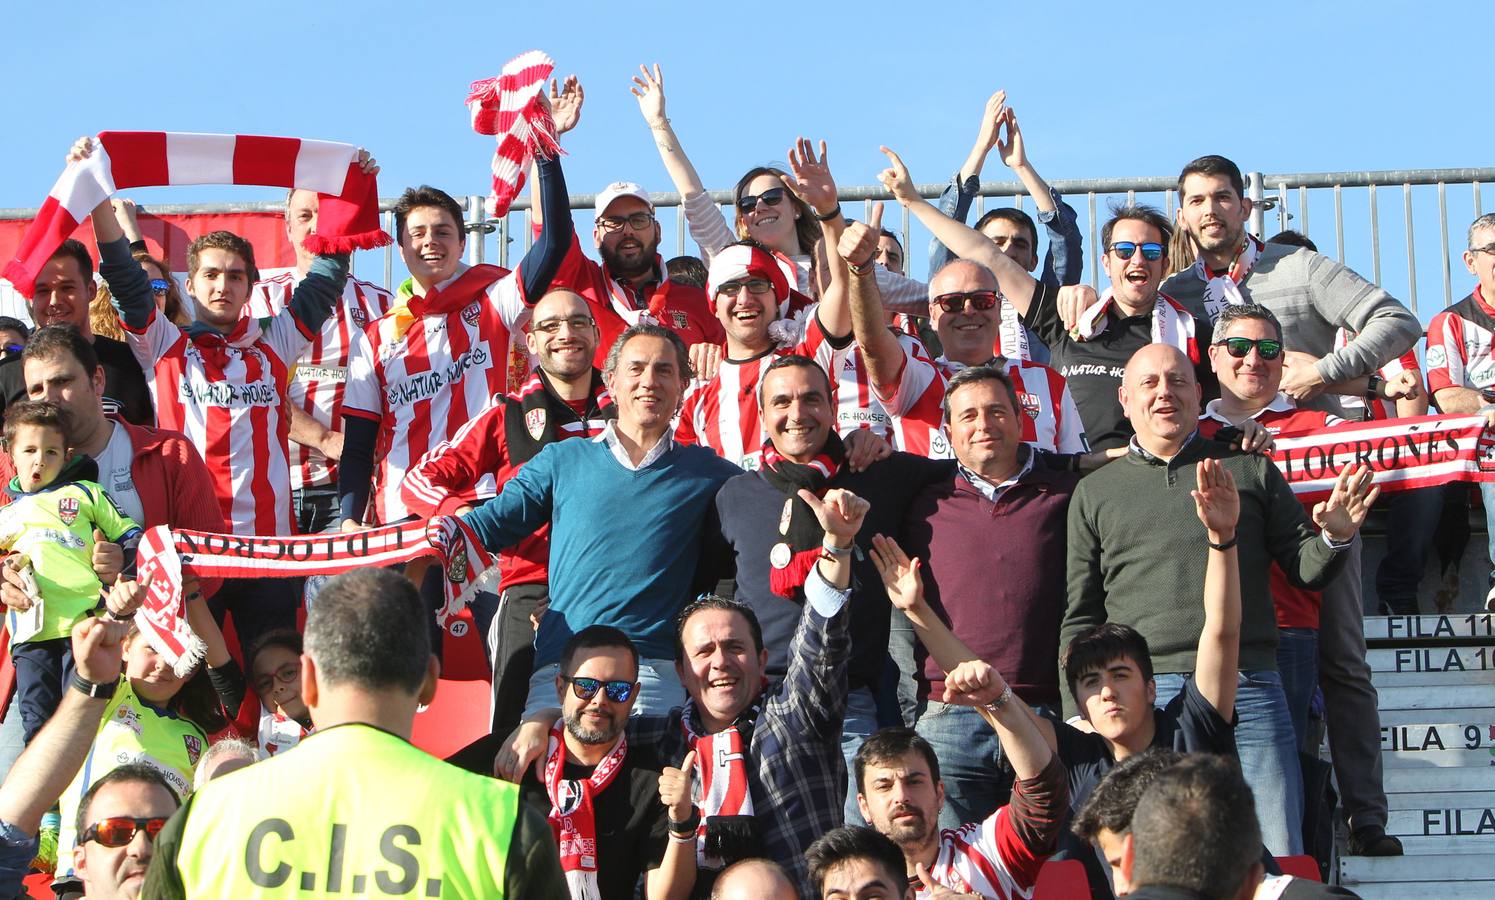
[681,701,761,869]
[1192,234,1264,322]
[1072,289,1200,363]
[132,517,494,675]
[544,720,629,900]
[3,132,389,298]
[466,49,562,217]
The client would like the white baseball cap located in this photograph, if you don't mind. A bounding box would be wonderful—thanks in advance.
[594,182,654,222]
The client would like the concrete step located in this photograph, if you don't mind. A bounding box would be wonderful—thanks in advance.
[1388,791,1495,809]
[1379,722,1495,753]
[1341,854,1495,883]
[1373,685,1492,711]
[1368,646,1495,685]
[1364,614,1495,643]
[1380,747,1495,768]
[1351,883,1495,899]
[1387,806,1495,840]
[1380,767,1495,793]
[1376,706,1495,727]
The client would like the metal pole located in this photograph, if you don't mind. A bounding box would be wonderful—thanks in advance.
[1369,183,1381,286]
[1439,182,1451,308]
[1299,185,1309,238]
[901,204,910,274]
[1476,181,1484,215]
[1334,185,1345,262]
[1278,184,1290,232]
[382,210,394,289]
[1247,172,1265,237]
[676,205,686,257]
[1164,189,1175,219]
[498,215,509,268]
[466,196,484,265]
[1403,183,1417,316]
[1088,192,1099,289]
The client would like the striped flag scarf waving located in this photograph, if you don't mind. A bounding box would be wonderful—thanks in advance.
[3,132,390,298]
[466,50,563,217]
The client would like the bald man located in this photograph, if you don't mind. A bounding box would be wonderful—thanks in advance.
[1060,343,1376,857]
[711,859,798,900]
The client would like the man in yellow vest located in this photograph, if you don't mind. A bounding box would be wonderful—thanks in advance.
[143,568,566,898]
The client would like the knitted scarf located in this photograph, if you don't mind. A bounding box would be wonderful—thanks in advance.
[503,370,614,465]
[543,721,629,900]
[466,50,562,217]
[388,264,509,341]
[680,700,763,869]
[1192,234,1264,321]
[758,432,846,598]
[3,132,388,298]
[1072,289,1200,363]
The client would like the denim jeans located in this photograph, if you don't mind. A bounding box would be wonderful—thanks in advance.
[1375,487,1444,614]
[523,658,686,719]
[1276,628,1319,754]
[293,485,339,536]
[841,687,880,825]
[1154,670,1303,855]
[1480,483,1495,590]
[915,701,1013,831]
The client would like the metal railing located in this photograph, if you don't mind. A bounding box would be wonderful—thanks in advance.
[4,166,1490,320]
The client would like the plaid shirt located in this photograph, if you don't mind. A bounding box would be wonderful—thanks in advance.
[628,568,852,894]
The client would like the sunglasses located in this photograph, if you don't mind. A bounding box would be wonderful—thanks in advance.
[149,279,172,295]
[598,212,655,233]
[716,278,774,298]
[82,816,168,848]
[1214,336,1284,360]
[736,187,787,213]
[932,290,999,313]
[534,315,595,335]
[564,676,637,703]
[1107,241,1165,261]
[251,662,300,696]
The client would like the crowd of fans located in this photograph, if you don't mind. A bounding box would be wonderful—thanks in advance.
[1,63,1490,899]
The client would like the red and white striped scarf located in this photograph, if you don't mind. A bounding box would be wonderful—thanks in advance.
[1193,234,1264,321]
[544,721,629,900]
[3,132,388,298]
[132,517,494,674]
[1072,289,1200,363]
[466,50,562,217]
[681,702,761,869]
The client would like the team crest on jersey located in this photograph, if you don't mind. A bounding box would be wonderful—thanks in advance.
[183,734,203,765]
[461,302,482,327]
[351,308,369,329]
[57,497,79,525]
[1018,392,1041,419]
[526,408,548,440]
[1479,426,1495,473]
[671,311,689,329]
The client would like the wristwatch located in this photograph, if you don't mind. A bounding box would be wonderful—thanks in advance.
[71,673,118,700]
[1365,374,1384,400]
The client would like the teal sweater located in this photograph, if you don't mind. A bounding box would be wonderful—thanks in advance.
[463,435,739,665]
[1061,437,1344,716]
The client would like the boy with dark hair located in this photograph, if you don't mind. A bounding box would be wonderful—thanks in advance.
[804,826,912,900]
[0,400,141,743]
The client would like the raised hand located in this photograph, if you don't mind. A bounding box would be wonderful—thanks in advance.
[1190,458,1240,540]
[92,531,123,582]
[786,137,838,217]
[658,749,698,824]
[1312,464,1380,542]
[997,108,1028,170]
[549,75,585,135]
[71,615,129,686]
[66,136,95,164]
[876,146,922,207]
[355,148,379,176]
[973,90,1008,156]
[916,862,981,898]
[103,576,145,619]
[942,658,1010,708]
[869,534,924,612]
[837,201,884,268]
[797,487,869,547]
[631,63,668,128]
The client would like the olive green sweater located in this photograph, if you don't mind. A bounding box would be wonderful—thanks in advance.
[1061,436,1346,717]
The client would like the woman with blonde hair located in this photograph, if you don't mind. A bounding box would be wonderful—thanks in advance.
[90,250,189,340]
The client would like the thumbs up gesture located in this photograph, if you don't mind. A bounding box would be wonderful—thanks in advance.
[92,530,124,583]
[659,749,698,824]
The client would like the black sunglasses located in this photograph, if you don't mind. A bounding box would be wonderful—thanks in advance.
[564,676,637,703]
[736,187,787,213]
[932,290,999,313]
[1108,241,1165,261]
[1214,337,1283,360]
[82,816,168,848]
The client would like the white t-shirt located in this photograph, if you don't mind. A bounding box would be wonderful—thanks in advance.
[94,421,144,525]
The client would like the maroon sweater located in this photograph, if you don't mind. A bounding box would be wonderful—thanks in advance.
[900,450,1079,708]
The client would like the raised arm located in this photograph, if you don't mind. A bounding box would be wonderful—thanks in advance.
[632,63,707,199]
[999,109,1083,287]
[837,204,905,390]
[785,137,849,339]
[879,146,1040,316]
[930,90,1007,273]
[1189,459,1241,719]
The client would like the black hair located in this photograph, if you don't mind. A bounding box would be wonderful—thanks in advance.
[393,185,466,246]
[1062,623,1154,706]
[1130,754,1263,899]
[853,726,941,794]
[1178,155,1246,200]
[75,762,180,837]
[1072,748,1185,840]
[805,826,908,896]
[1268,229,1318,252]
[758,353,833,408]
[674,595,764,664]
[974,207,1039,255]
[560,625,640,677]
[665,255,709,290]
[303,569,431,694]
[22,324,100,376]
[51,238,95,283]
[1214,301,1284,343]
[1101,203,1174,251]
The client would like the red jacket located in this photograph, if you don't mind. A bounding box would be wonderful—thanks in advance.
[0,417,228,598]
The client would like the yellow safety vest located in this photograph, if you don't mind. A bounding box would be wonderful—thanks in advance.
[172,723,519,898]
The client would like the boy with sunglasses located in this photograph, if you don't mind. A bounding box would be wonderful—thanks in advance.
[518,625,696,900]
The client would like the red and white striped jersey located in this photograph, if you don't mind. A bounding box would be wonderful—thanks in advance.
[878,343,1088,458]
[1426,288,1495,411]
[246,272,394,490]
[676,317,848,470]
[920,807,1046,900]
[123,309,309,535]
[832,335,928,444]
[342,266,531,525]
[1331,326,1421,421]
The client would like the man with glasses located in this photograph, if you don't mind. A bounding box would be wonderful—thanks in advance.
[1429,213,1495,612]
[1062,342,1377,857]
[964,204,1217,451]
[518,625,696,899]
[402,288,614,736]
[547,182,724,360]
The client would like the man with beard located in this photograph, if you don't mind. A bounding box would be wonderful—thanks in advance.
[519,626,695,900]
[403,288,613,734]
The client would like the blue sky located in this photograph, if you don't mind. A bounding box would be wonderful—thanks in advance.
[2,0,1487,320]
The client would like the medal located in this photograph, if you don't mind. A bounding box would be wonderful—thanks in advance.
[770,542,793,569]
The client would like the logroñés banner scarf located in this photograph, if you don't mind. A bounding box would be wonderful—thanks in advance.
[1269,413,1495,503]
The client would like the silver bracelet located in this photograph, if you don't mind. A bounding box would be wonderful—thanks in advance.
[983,685,1014,714]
